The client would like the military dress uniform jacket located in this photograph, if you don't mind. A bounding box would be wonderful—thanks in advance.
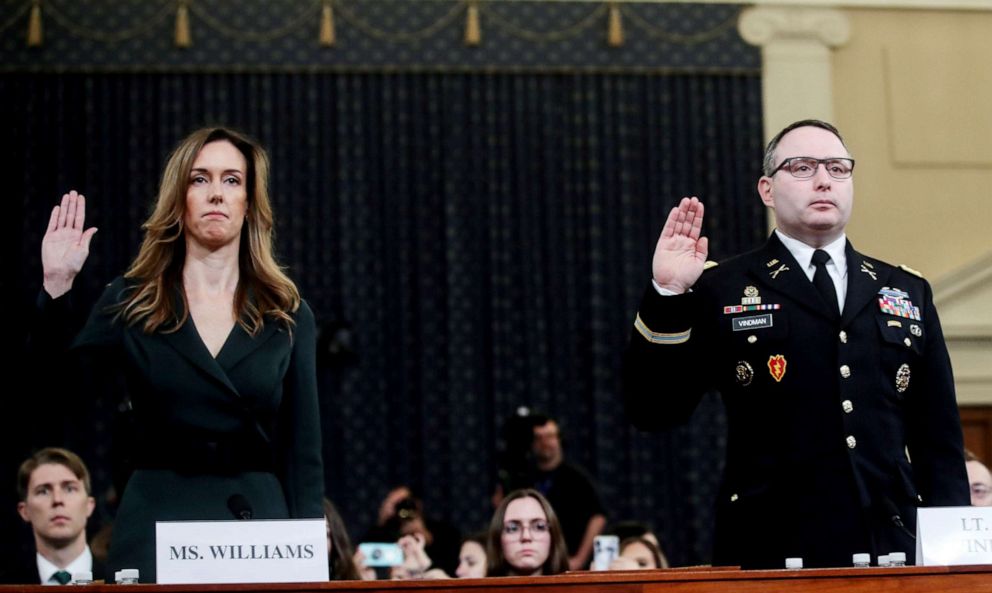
[35,276,324,582]
[622,233,968,569]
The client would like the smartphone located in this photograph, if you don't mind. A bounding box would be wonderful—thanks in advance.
[591,535,619,570]
[359,542,404,567]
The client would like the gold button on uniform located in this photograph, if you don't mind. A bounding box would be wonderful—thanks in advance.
[846,436,857,449]
[747,335,757,344]
[842,400,853,413]
[840,365,851,378]
[839,330,848,343]
[730,493,739,502]
[904,337,912,347]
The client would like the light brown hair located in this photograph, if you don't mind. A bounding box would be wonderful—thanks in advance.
[119,127,299,335]
[17,447,92,501]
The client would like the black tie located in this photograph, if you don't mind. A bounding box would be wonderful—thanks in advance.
[812,249,840,320]
[52,570,72,585]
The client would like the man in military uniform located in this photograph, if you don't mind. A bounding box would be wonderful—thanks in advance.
[622,120,969,569]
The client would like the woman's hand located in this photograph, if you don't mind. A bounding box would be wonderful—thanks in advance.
[42,190,98,298]
[393,533,432,578]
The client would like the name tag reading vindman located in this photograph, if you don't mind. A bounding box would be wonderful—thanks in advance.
[156,519,328,584]
[916,507,992,565]
[732,314,773,331]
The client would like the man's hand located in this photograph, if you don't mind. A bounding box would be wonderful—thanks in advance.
[41,190,97,298]
[652,196,707,294]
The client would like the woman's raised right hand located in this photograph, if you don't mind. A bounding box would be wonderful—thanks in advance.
[42,190,98,298]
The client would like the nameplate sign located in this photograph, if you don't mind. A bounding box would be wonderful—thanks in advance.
[916,506,992,565]
[156,519,328,584]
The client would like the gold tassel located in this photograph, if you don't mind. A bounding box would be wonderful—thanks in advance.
[464,1,480,47]
[607,2,623,48]
[27,0,42,47]
[175,0,191,48]
[319,0,335,47]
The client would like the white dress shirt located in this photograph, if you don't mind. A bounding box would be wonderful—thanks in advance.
[37,546,92,585]
[774,229,848,312]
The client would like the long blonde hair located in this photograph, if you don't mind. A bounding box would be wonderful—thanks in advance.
[120,127,300,335]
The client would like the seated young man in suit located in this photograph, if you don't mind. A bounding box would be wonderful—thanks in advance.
[11,447,103,584]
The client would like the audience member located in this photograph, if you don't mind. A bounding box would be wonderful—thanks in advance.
[364,485,461,576]
[323,498,362,580]
[455,533,488,578]
[3,448,104,584]
[608,537,668,570]
[966,450,992,507]
[487,489,569,577]
[495,411,606,569]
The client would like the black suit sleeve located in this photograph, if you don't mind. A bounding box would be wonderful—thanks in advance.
[621,284,711,431]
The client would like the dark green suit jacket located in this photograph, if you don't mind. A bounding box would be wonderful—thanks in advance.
[39,276,324,582]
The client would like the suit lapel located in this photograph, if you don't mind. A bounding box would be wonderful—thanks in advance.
[747,234,836,321]
[216,320,283,371]
[841,241,890,327]
[160,318,242,396]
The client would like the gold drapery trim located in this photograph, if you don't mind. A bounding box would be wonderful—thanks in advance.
[319,0,335,46]
[607,2,623,47]
[5,0,744,48]
[38,0,173,43]
[175,0,191,47]
[622,4,740,44]
[187,0,321,42]
[478,2,606,43]
[333,0,465,43]
[26,0,42,46]
[464,0,481,46]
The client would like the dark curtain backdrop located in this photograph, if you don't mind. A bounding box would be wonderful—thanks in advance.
[2,70,763,566]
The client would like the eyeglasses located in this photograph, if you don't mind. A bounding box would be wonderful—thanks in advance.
[770,157,855,180]
[503,519,550,538]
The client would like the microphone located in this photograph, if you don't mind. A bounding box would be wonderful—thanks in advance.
[882,498,916,540]
[227,494,253,520]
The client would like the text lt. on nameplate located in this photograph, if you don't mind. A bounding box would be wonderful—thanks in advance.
[156,519,328,584]
[917,507,992,566]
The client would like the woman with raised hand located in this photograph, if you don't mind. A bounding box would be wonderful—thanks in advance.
[37,127,323,583]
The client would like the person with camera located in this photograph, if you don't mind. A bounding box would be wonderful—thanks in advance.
[363,485,461,577]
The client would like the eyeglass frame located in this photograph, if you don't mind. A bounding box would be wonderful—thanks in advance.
[502,519,551,538]
[769,156,856,180]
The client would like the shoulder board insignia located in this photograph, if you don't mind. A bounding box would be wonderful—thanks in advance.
[703,261,719,270]
[899,264,924,278]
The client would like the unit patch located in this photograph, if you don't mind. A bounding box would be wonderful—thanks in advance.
[768,355,787,382]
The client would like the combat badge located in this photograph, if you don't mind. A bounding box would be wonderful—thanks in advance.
[896,363,911,393]
[768,355,787,382]
[724,285,781,315]
[735,361,754,386]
